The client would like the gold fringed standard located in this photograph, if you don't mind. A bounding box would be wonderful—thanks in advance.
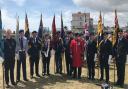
[2,63,5,89]
[61,52,66,74]
[54,53,56,74]
[114,60,116,83]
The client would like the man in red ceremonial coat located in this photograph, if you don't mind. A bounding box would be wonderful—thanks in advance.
[70,33,83,79]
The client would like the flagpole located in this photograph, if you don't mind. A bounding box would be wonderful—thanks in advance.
[113,9,118,84]
[97,11,103,79]
[0,9,5,89]
[61,12,66,74]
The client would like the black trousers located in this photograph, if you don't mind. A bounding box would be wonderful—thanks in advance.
[29,54,40,76]
[65,53,72,75]
[73,67,82,78]
[42,55,50,74]
[100,60,109,82]
[116,56,126,85]
[4,57,15,85]
[17,51,27,81]
[55,54,62,73]
[87,60,95,78]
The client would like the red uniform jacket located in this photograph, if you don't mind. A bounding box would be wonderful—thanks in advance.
[70,38,83,67]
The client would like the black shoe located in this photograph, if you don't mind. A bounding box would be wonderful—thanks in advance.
[59,72,62,74]
[105,80,109,83]
[30,75,34,79]
[55,72,59,74]
[78,76,81,79]
[92,78,95,80]
[24,79,29,81]
[119,84,124,88]
[6,84,10,88]
[16,80,20,83]
[36,74,41,77]
[100,78,103,81]
[12,82,16,86]
[88,77,91,80]
[42,73,46,76]
[47,73,50,76]
[72,76,76,79]
[115,82,120,86]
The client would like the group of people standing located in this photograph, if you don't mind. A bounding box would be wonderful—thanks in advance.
[0,29,128,88]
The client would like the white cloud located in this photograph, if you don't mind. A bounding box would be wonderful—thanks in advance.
[72,0,128,12]
[10,0,26,6]
[72,0,128,27]
[90,11,128,27]
[0,0,4,4]
[1,9,16,30]
[0,9,73,32]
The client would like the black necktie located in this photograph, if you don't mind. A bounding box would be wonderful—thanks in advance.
[20,38,23,49]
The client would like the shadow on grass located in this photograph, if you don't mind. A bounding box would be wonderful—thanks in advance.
[9,74,69,89]
[78,76,128,89]
[7,73,128,89]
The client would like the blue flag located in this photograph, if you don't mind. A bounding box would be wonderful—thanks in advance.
[0,9,4,57]
[0,9,2,41]
[38,13,43,43]
[60,13,65,40]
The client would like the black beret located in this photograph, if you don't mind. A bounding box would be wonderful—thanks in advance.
[19,29,24,33]
[32,31,37,33]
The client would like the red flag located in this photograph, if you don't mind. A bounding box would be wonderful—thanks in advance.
[113,10,119,45]
[52,15,57,45]
[115,10,119,35]
[61,12,65,39]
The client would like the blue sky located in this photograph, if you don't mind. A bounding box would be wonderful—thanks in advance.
[0,0,128,31]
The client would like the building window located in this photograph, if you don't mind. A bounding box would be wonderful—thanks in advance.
[80,22,82,26]
[80,17,82,20]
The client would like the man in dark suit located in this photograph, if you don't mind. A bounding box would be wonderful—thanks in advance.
[99,33,112,83]
[16,29,28,83]
[3,29,16,88]
[28,31,41,78]
[41,34,52,76]
[64,32,73,76]
[54,32,63,74]
[86,33,97,80]
[114,30,128,87]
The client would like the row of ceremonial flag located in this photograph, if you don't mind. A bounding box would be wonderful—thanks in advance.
[96,10,119,48]
[0,10,119,47]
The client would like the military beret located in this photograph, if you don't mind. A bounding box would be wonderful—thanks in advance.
[19,29,24,33]
[32,31,37,34]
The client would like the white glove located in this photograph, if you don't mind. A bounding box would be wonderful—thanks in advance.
[70,55,72,58]
[51,49,55,55]
[84,56,86,61]
[94,53,97,62]
[0,56,4,63]
[108,55,112,65]
[15,54,19,60]
[127,55,128,63]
